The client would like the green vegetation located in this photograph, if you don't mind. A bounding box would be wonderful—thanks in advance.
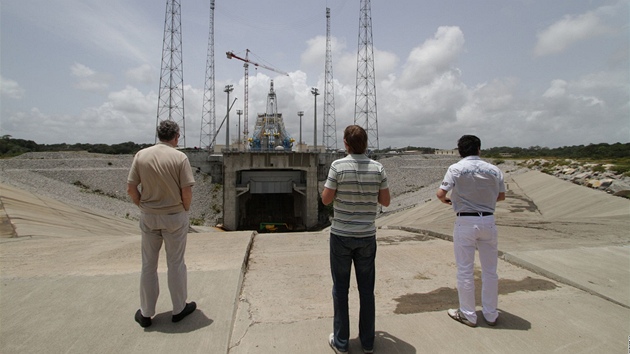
[377,145,436,154]
[483,142,630,159]
[190,217,205,226]
[1,135,151,157]
[487,143,630,177]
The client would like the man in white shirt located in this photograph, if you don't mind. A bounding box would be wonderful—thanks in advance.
[437,135,505,327]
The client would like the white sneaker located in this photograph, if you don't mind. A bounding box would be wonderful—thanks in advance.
[447,308,477,327]
[328,333,347,353]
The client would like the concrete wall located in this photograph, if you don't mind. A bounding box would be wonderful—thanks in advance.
[185,150,345,231]
[222,152,321,231]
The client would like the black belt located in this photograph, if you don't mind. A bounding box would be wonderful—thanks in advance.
[457,212,493,217]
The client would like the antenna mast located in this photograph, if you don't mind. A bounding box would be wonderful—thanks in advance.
[323,8,338,152]
[156,0,186,147]
[354,0,379,151]
[200,0,216,150]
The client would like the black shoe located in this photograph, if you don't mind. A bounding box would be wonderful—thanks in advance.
[135,309,152,328]
[484,316,498,327]
[172,302,196,322]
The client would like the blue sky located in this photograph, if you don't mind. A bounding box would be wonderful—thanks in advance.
[1,0,628,149]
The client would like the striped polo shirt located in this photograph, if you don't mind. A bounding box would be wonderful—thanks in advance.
[324,154,388,238]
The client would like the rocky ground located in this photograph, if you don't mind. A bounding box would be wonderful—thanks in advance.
[2,151,625,229]
[520,158,630,197]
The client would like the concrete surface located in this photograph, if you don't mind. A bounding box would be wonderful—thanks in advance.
[1,168,629,353]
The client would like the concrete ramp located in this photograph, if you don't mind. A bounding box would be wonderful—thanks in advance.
[0,182,254,353]
[1,182,139,238]
[513,170,630,219]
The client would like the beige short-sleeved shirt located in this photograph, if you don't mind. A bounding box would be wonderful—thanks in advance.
[127,142,195,214]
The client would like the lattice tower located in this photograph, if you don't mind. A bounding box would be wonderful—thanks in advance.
[354,0,379,151]
[156,0,186,147]
[323,7,338,151]
[200,0,216,150]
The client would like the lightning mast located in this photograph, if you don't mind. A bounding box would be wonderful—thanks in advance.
[156,0,186,147]
[354,0,379,151]
[323,8,338,152]
[200,0,216,150]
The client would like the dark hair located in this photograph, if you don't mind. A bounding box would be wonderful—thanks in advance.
[344,125,368,154]
[457,135,481,157]
[157,120,180,142]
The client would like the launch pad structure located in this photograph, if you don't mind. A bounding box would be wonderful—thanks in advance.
[156,1,378,231]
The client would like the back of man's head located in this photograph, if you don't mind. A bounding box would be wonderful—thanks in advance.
[157,120,180,142]
[457,135,481,157]
[344,125,368,154]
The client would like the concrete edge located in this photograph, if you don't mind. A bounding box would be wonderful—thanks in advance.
[383,225,630,310]
[226,231,257,351]
[500,253,630,310]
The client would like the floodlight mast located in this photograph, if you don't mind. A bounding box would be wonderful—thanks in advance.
[226,50,288,145]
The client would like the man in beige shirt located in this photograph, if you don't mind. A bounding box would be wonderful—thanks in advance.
[127,120,196,328]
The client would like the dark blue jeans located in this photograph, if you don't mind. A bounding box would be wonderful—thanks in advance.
[330,233,376,351]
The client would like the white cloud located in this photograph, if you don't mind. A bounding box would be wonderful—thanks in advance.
[0,76,25,99]
[108,86,155,114]
[126,64,154,85]
[543,79,567,98]
[70,63,109,92]
[399,26,465,88]
[534,10,612,57]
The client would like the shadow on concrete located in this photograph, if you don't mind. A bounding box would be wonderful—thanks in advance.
[364,331,416,353]
[144,310,213,333]
[394,276,557,314]
[491,309,531,331]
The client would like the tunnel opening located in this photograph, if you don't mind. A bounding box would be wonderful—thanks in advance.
[236,169,307,232]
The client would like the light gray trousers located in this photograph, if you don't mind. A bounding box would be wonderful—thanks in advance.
[139,211,189,317]
[453,215,499,324]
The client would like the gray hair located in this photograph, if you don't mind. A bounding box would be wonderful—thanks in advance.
[156,120,180,142]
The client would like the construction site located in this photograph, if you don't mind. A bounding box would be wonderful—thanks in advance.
[154,1,380,232]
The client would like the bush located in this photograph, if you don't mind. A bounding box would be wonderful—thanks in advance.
[591,165,605,173]
[190,217,204,226]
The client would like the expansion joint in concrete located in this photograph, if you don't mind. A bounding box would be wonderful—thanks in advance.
[227,231,257,353]
[228,297,258,351]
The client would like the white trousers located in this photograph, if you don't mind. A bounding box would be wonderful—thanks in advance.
[453,215,499,324]
[139,212,189,317]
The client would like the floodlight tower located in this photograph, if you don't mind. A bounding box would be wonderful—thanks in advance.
[323,7,338,152]
[354,0,379,152]
[200,0,216,150]
[156,0,186,147]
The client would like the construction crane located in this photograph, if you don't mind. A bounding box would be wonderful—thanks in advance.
[226,49,288,146]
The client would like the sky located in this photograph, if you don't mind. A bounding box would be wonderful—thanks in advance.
[1,0,628,150]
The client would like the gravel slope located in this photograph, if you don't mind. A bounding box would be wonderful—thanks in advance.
[0,151,520,227]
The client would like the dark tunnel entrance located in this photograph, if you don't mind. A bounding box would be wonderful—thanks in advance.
[236,170,307,232]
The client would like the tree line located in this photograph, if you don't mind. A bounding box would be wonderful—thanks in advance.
[1,135,628,160]
[0,135,152,157]
[481,142,630,159]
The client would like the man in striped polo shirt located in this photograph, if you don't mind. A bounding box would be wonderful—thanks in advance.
[322,125,390,354]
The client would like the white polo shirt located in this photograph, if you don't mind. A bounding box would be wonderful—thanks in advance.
[439,156,505,214]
